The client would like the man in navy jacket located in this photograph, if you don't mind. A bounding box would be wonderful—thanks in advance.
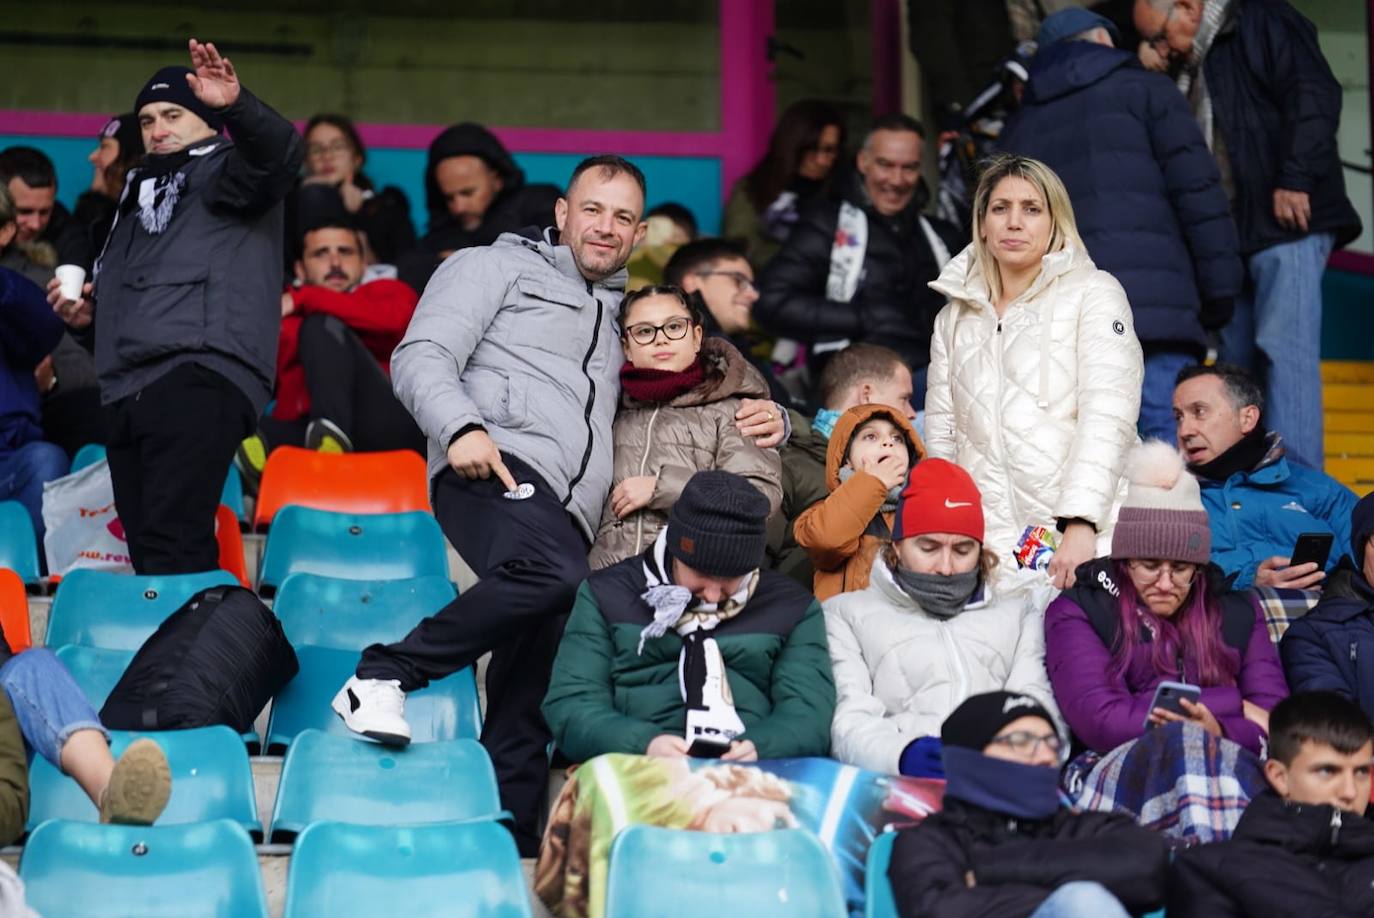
[1281,494,1374,717]
[1133,0,1362,471]
[1001,7,1242,444]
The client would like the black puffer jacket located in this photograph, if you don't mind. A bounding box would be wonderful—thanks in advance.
[1001,40,1243,353]
[1169,791,1374,917]
[755,172,965,373]
[1206,0,1361,254]
[890,797,1169,918]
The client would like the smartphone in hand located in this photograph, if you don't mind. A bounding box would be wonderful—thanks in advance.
[1289,532,1334,570]
[1142,681,1201,730]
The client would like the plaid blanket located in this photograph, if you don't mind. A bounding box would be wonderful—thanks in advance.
[1248,586,1321,644]
[1063,721,1267,846]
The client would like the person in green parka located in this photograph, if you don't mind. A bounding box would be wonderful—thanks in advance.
[543,469,836,763]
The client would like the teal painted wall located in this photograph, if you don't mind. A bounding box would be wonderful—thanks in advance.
[1321,270,1374,361]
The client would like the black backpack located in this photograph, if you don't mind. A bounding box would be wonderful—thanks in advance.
[100,585,299,733]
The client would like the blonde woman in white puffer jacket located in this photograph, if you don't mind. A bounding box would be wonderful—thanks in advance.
[925,154,1143,599]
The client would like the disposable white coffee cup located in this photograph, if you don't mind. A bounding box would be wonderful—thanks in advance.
[55,264,86,301]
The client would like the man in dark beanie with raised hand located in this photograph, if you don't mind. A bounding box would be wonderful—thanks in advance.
[889,691,1169,918]
[48,39,302,573]
[543,469,835,764]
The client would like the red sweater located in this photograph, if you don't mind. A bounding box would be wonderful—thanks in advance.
[271,279,419,421]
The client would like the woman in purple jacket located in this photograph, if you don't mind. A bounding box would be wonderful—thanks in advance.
[1045,442,1288,844]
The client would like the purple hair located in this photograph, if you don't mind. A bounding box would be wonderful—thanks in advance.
[1109,561,1240,687]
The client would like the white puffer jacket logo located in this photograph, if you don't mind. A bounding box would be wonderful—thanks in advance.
[924,243,1143,588]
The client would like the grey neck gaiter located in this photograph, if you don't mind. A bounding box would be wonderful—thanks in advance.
[893,566,980,618]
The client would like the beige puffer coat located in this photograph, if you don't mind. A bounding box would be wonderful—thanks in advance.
[823,554,1059,774]
[924,242,1142,596]
[588,337,783,569]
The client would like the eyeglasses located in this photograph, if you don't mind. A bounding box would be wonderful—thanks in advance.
[1143,5,1177,51]
[1128,559,1198,585]
[696,270,757,294]
[624,316,695,346]
[306,139,352,157]
[989,731,1063,758]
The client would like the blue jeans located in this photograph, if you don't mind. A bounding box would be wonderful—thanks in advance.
[1140,351,1194,445]
[0,649,107,767]
[0,440,69,546]
[1221,233,1335,471]
[1029,881,1130,918]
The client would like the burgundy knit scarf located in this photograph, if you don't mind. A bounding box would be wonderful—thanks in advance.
[619,358,706,404]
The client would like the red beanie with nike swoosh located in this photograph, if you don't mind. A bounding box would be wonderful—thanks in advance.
[892,459,985,543]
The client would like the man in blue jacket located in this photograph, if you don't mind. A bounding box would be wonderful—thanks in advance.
[1281,495,1374,716]
[1135,0,1362,471]
[0,268,68,545]
[1000,7,1241,444]
[1173,363,1357,589]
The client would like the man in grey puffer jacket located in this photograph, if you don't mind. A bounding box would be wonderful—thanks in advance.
[336,156,644,854]
[335,156,787,853]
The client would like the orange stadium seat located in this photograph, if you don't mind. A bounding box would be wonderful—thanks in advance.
[215,504,250,587]
[0,568,31,652]
[252,447,430,530]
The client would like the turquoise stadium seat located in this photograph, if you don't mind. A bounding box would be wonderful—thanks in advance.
[264,644,480,753]
[604,826,847,918]
[54,644,133,708]
[70,444,247,525]
[221,462,248,526]
[284,819,532,918]
[257,507,448,595]
[20,818,268,917]
[26,726,261,839]
[273,573,456,650]
[865,831,898,918]
[269,730,506,842]
[70,443,105,474]
[47,569,239,650]
[0,500,39,584]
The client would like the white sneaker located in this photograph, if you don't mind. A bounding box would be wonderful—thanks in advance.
[332,676,412,746]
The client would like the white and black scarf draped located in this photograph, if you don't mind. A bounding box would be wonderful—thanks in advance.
[637,529,757,740]
[95,143,220,284]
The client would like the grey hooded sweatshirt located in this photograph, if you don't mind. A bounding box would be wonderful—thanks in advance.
[391,229,625,540]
